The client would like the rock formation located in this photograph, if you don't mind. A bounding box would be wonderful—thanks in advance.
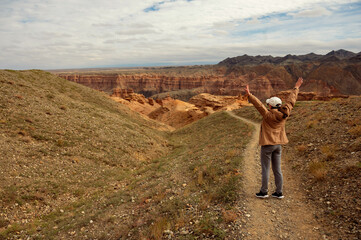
[55,49,361,102]
[189,93,249,113]
[110,88,247,128]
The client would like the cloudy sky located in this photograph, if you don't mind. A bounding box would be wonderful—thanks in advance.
[1,0,360,69]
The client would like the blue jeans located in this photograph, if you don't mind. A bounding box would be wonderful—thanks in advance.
[260,145,283,193]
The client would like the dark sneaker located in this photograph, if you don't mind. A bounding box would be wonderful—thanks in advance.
[256,191,269,198]
[271,192,284,199]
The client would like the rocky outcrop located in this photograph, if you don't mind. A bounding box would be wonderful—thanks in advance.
[189,93,248,112]
[110,88,246,128]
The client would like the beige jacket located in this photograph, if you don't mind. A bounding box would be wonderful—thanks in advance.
[248,88,299,146]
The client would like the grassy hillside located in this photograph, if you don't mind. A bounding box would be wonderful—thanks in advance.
[234,97,361,240]
[0,70,253,239]
[0,70,171,239]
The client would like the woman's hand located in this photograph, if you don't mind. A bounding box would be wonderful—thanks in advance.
[295,77,303,88]
[245,85,250,95]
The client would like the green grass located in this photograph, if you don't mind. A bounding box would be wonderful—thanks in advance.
[233,106,263,122]
[128,111,253,238]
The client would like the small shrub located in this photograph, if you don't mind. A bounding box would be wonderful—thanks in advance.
[349,137,361,151]
[199,194,212,211]
[17,130,27,136]
[24,118,33,123]
[72,188,85,197]
[295,144,307,153]
[21,193,44,202]
[160,198,185,218]
[225,149,237,159]
[309,161,328,180]
[14,95,23,99]
[32,134,48,141]
[174,212,187,230]
[21,136,32,143]
[149,217,168,239]
[46,94,55,99]
[348,125,361,136]
[0,219,10,228]
[197,169,204,185]
[71,157,80,163]
[153,191,166,203]
[1,186,18,204]
[306,120,318,129]
[213,175,239,203]
[0,223,25,239]
[356,161,361,168]
[347,119,361,127]
[56,139,70,147]
[320,144,336,160]
[221,209,238,223]
[195,214,225,238]
[60,106,67,110]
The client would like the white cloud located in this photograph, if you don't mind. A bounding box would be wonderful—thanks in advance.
[0,0,360,69]
[292,6,332,17]
[246,18,261,25]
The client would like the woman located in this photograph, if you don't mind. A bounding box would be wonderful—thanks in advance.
[244,77,303,199]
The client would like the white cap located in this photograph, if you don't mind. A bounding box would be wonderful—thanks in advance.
[266,97,282,107]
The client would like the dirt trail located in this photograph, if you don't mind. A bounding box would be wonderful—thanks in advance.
[227,111,324,240]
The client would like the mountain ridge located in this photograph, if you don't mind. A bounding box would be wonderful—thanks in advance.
[218,49,357,66]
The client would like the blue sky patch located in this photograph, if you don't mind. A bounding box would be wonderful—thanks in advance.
[144,1,165,12]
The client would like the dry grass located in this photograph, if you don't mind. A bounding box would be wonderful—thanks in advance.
[350,137,361,152]
[150,217,168,240]
[320,144,337,160]
[226,149,238,159]
[174,212,187,230]
[306,120,319,129]
[295,144,307,153]
[309,161,328,180]
[347,118,361,127]
[282,97,361,239]
[195,214,225,238]
[221,209,238,223]
[197,169,205,185]
[348,125,361,136]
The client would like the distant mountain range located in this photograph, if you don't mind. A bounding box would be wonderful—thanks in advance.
[218,49,361,66]
[55,49,361,101]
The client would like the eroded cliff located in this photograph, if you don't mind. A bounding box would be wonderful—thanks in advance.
[55,50,361,101]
